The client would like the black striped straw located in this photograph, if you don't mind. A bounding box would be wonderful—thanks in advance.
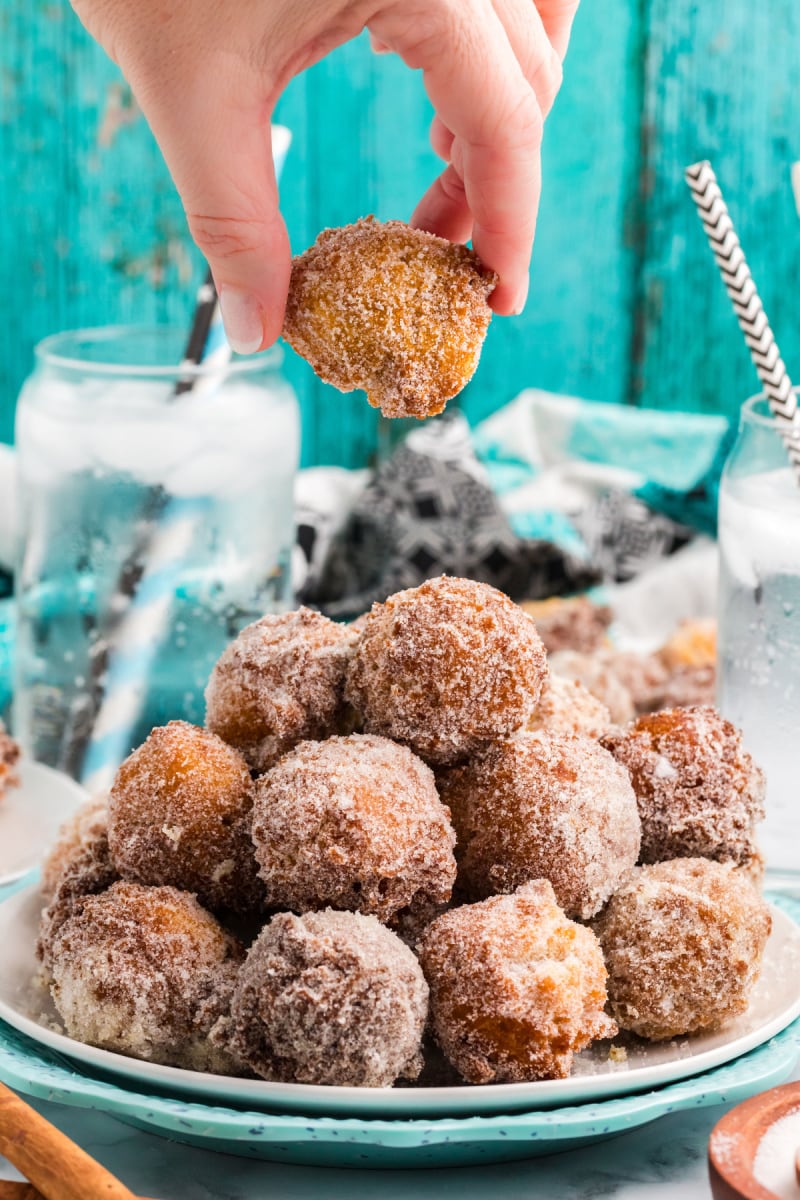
[685,160,800,482]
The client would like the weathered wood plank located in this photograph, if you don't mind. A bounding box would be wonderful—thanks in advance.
[636,0,800,419]
[0,4,646,467]
[465,0,646,427]
[0,2,196,446]
[1,1,797,468]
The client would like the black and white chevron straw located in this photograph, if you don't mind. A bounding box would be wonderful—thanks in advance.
[685,160,800,482]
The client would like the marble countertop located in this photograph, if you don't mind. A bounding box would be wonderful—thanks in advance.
[6,1067,800,1200]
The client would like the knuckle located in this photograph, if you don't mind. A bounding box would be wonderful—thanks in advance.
[440,166,466,203]
[532,51,563,114]
[504,90,544,147]
[431,118,454,162]
[185,212,268,261]
[547,51,564,95]
[377,9,449,68]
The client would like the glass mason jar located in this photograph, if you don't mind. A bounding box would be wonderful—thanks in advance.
[14,326,300,789]
[717,393,800,880]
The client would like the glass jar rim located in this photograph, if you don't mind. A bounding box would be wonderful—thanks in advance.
[741,391,800,430]
[34,325,282,378]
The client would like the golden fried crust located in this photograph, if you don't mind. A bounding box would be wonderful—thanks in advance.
[47,881,244,1073]
[600,706,765,866]
[440,732,641,920]
[419,882,617,1084]
[345,575,548,766]
[251,733,456,926]
[659,618,717,670]
[108,721,264,914]
[593,858,771,1040]
[283,217,496,419]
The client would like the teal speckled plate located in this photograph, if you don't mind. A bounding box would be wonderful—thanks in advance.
[0,892,798,1169]
[0,1019,798,1168]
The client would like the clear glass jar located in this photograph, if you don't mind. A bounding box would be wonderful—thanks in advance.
[717,393,800,881]
[14,326,300,788]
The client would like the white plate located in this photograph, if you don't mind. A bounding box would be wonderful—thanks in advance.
[1,885,799,1118]
[0,762,88,886]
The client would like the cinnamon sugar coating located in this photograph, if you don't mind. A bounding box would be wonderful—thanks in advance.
[108,721,262,914]
[205,608,357,773]
[0,719,19,800]
[222,908,428,1086]
[38,797,118,970]
[251,734,456,926]
[41,793,110,903]
[606,647,716,715]
[48,881,244,1072]
[418,882,617,1084]
[594,858,771,1040]
[520,596,612,654]
[549,649,635,726]
[600,706,765,866]
[282,217,496,420]
[527,672,612,739]
[440,732,640,919]
[345,576,548,766]
[737,846,766,891]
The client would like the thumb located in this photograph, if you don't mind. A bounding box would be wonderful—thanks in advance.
[131,70,291,352]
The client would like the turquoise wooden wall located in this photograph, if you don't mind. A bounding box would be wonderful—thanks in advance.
[1,1,798,469]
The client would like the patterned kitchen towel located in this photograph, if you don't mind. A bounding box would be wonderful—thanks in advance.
[298,412,599,620]
[474,389,732,535]
[473,389,732,580]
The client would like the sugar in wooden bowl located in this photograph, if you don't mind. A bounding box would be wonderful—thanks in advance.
[709,1081,800,1200]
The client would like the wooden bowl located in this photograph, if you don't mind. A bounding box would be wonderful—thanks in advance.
[709,1081,800,1200]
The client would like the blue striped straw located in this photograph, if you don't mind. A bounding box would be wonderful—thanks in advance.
[79,495,212,789]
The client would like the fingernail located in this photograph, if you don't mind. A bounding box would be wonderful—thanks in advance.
[513,278,530,316]
[218,287,264,354]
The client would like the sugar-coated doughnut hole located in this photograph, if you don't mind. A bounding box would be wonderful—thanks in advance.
[346,575,548,766]
[601,706,765,866]
[37,796,118,971]
[440,731,641,919]
[48,881,244,1072]
[519,596,612,655]
[41,793,110,903]
[526,672,612,739]
[593,858,771,1040]
[108,721,262,913]
[221,908,428,1086]
[251,733,456,926]
[548,649,636,726]
[205,608,358,773]
[418,881,617,1084]
[282,217,496,420]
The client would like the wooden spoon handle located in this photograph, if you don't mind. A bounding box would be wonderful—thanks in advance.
[0,1082,139,1200]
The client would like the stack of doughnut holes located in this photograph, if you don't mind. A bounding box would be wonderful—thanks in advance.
[39,576,771,1089]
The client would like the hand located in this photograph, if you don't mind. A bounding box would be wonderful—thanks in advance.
[72,0,579,352]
